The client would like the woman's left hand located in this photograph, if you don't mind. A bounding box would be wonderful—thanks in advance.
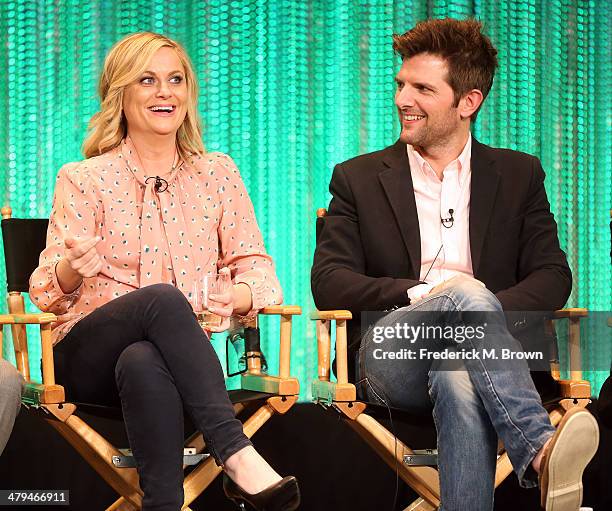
[207,268,234,332]
[206,268,254,332]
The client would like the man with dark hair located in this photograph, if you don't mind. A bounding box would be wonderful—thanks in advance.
[312,17,598,510]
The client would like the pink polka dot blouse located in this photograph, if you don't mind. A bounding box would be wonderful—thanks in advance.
[29,138,283,345]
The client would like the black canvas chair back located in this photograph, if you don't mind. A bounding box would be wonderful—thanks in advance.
[1,210,125,417]
[1,217,49,293]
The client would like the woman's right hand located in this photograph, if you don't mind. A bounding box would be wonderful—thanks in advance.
[64,236,103,278]
[55,236,102,293]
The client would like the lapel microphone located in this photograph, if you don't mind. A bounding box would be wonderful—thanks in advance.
[145,176,169,192]
[441,208,454,228]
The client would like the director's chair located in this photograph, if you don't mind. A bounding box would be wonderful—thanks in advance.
[0,205,300,511]
[311,208,593,510]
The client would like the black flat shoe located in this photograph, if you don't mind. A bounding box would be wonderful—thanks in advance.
[223,474,300,511]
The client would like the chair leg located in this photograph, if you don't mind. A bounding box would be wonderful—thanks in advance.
[182,454,222,508]
[344,412,441,508]
[404,497,437,510]
[106,498,138,511]
[107,499,194,511]
[108,402,252,510]
[182,401,277,508]
[494,452,513,488]
[101,400,289,510]
[45,415,142,508]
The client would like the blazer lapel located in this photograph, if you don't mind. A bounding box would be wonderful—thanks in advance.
[469,138,500,275]
[378,140,421,277]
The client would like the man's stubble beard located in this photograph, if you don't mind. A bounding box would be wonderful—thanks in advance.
[400,111,460,152]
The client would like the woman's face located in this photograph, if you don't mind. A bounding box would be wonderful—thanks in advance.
[122,46,188,140]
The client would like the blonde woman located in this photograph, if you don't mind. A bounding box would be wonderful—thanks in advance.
[30,32,299,511]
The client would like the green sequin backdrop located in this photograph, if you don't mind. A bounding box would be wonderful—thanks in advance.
[0,1,610,398]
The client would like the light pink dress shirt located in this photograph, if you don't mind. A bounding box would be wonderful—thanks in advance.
[406,134,474,302]
[29,138,282,344]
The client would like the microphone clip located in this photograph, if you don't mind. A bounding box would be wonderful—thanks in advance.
[441,208,454,229]
[145,175,169,192]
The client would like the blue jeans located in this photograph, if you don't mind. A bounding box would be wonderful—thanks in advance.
[357,278,555,511]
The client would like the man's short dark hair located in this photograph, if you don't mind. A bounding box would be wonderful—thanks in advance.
[393,18,498,120]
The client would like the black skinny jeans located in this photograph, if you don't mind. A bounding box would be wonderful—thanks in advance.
[53,284,252,511]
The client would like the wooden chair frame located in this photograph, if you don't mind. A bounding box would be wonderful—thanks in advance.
[1,208,301,511]
[311,309,592,510]
[311,209,593,510]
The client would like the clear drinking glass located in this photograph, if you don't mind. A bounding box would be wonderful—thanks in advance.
[192,271,231,330]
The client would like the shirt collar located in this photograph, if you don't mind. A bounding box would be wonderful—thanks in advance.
[118,136,185,188]
[407,132,472,179]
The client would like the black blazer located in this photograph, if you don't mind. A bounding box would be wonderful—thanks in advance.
[311,138,572,360]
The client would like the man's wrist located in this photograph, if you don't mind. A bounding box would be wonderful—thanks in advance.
[407,283,434,303]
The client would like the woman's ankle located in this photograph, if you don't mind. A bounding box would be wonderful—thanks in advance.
[224,446,282,494]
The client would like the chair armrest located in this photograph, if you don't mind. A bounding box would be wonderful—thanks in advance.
[0,312,57,324]
[0,314,14,324]
[260,305,302,315]
[262,305,300,379]
[310,310,352,320]
[22,382,65,406]
[552,308,588,319]
[310,309,355,403]
[550,308,589,383]
[1,312,58,388]
[238,306,301,396]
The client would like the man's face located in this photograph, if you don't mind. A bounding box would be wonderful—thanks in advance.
[394,53,462,150]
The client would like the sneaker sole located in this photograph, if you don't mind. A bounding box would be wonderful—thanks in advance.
[544,410,599,511]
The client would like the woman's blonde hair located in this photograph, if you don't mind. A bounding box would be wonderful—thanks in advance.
[82,32,205,159]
